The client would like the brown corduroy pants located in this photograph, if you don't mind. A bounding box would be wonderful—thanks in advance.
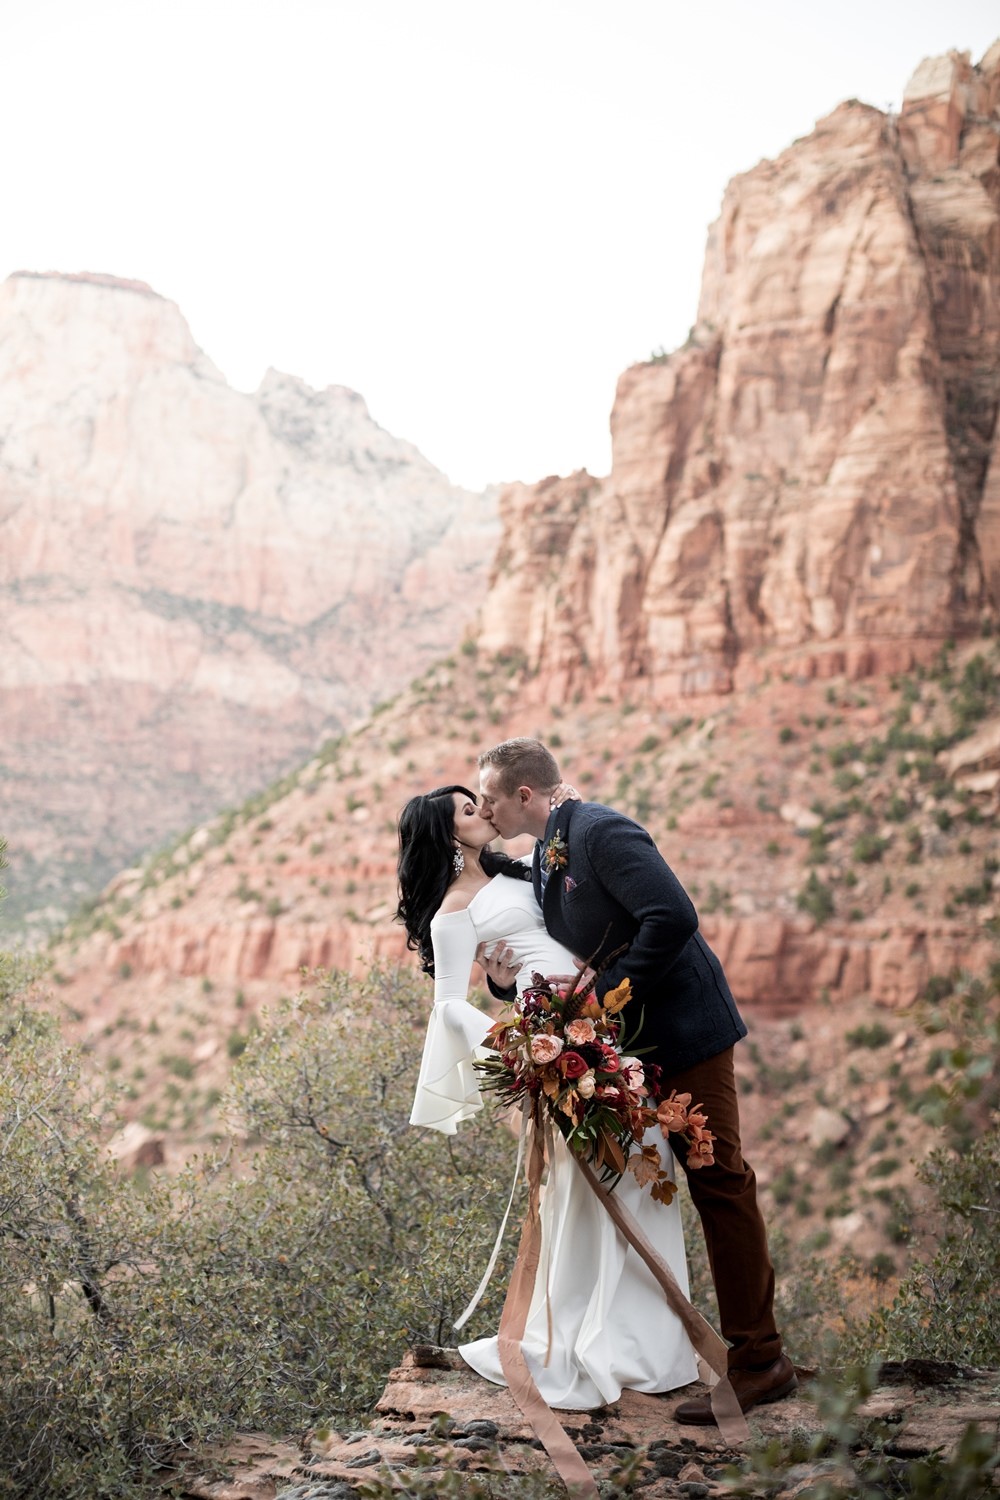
[660,1046,782,1372]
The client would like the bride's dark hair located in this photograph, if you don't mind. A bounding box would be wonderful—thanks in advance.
[396,784,531,977]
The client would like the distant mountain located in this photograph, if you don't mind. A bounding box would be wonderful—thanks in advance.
[0,271,497,934]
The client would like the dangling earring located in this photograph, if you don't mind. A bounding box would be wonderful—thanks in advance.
[452,845,465,877]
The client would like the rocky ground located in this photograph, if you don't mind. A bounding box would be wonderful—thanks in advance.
[173,1349,1000,1499]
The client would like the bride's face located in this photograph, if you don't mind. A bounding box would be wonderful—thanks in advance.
[452,792,494,850]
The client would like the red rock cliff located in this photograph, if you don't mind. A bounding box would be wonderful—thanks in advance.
[478,44,1000,698]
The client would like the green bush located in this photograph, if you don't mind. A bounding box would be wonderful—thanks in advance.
[0,958,517,1497]
[845,1128,1000,1368]
[724,1365,1000,1499]
[797,871,835,923]
[845,1022,891,1049]
[852,831,889,864]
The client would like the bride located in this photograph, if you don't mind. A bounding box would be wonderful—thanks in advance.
[396,783,698,1410]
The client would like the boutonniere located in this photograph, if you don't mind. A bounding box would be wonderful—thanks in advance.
[543,830,569,874]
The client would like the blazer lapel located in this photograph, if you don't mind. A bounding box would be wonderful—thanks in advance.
[539,799,579,930]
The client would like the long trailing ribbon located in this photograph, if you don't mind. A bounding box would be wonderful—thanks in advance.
[496,1111,600,1500]
[575,1154,750,1447]
[485,1116,749,1498]
[453,1108,529,1333]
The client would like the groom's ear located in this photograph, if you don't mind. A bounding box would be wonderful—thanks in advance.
[517,785,533,807]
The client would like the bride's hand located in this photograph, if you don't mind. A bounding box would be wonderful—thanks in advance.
[545,959,597,998]
[475,940,522,991]
[549,780,581,809]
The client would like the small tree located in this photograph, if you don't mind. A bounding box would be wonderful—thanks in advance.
[0,943,519,1496]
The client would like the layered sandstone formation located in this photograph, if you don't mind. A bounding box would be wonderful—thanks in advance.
[0,271,496,930]
[479,43,1000,698]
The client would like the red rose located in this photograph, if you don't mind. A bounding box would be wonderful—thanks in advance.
[560,1050,589,1079]
[600,1047,621,1073]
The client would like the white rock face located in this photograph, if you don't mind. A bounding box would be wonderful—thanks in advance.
[0,271,497,929]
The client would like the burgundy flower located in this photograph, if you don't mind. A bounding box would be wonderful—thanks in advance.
[560,1050,589,1080]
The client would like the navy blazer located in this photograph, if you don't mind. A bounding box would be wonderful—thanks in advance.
[533,799,747,1075]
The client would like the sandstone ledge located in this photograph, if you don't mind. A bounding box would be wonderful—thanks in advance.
[176,1350,1000,1499]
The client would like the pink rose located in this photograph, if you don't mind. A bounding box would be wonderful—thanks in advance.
[620,1056,645,1091]
[566,1018,596,1046]
[530,1034,564,1064]
[560,1050,589,1080]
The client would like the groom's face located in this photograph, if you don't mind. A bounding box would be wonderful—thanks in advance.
[478,765,529,840]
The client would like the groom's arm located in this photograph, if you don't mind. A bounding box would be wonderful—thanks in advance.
[584,816,698,1001]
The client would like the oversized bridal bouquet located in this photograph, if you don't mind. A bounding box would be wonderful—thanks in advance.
[475,970,714,1203]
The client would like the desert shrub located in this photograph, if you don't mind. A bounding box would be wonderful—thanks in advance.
[219,967,517,1417]
[852,831,888,864]
[950,651,997,738]
[0,954,517,1498]
[841,956,1000,1369]
[0,961,184,1496]
[724,1365,999,1498]
[806,825,832,864]
[845,1022,891,1050]
[797,871,835,923]
[842,1128,1000,1369]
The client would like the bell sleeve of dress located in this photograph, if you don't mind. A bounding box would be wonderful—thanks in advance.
[409,907,492,1134]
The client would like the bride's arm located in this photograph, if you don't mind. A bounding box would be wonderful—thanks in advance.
[430,910,495,1047]
[409,910,492,1134]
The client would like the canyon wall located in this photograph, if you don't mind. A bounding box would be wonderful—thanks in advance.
[479,44,1000,699]
[0,272,496,930]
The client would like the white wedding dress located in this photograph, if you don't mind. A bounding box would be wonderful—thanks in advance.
[409,872,699,1410]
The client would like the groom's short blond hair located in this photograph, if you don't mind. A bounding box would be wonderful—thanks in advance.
[478,738,560,796]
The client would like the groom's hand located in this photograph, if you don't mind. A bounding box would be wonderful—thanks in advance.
[475,941,521,991]
[545,958,597,998]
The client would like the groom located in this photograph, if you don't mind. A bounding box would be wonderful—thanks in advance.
[476,736,796,1424]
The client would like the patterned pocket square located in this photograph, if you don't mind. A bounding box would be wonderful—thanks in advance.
[563,875,577,892]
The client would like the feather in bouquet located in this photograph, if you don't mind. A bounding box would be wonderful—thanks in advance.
[476,967,714,1205]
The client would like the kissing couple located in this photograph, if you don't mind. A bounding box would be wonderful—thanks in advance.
[396,736,796,1424]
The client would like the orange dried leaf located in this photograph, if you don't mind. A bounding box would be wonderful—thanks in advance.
[602,978,632,1015]
[626,1145,662,1186]
[651,1176,678,1206]
[541,1070,561,1099]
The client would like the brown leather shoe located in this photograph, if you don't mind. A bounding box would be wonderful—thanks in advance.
[673,1354,798,1425]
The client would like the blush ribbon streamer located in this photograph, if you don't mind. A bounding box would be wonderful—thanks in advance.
[486,1114,750,1497]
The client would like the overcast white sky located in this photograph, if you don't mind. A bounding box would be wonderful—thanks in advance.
[3,1,998,490]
